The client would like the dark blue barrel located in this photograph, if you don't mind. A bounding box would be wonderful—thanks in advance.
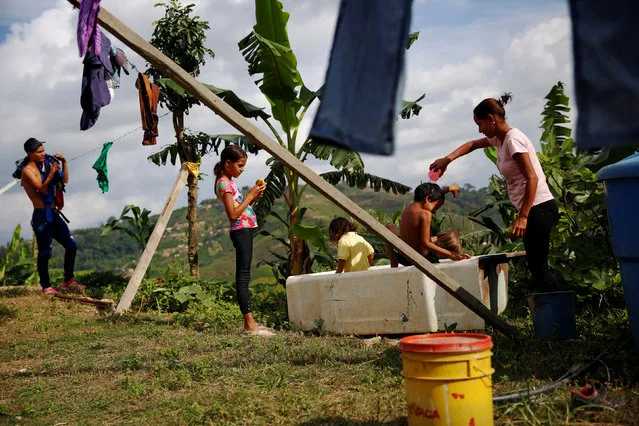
[597,153,639,349]
[527,291,576,340]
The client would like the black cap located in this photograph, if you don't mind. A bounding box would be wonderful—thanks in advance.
[24,137,45,153]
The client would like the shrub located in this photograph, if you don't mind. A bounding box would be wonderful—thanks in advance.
[75,270,128,299]
[134,260,231,313]
[173,301,242,332]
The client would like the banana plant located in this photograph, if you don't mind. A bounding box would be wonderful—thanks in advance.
[0,225,38,286]
[233,0,423,278]
[102,205,155,255]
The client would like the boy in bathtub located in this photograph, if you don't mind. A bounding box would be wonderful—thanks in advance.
[385,183,471,267]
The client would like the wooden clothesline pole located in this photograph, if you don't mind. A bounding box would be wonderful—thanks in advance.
[115,165,189,314]
[66,0,519,337]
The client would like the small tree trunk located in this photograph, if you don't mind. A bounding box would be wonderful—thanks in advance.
[174,110,200,278]
[287,204,311,276]
[288,234,310,276]
[186,172,199,278]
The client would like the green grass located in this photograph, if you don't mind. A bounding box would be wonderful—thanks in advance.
[1,292,638,425]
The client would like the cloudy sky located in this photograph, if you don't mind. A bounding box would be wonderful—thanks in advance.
[0,0,575,243]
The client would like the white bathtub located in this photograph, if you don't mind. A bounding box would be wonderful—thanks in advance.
[286,254,514,335]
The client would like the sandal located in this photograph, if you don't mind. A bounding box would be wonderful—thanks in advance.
[244,328,276,337]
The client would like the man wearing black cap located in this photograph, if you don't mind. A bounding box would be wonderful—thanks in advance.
[17,138,85,295]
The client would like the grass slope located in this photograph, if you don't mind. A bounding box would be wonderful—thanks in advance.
[1,290,638,425]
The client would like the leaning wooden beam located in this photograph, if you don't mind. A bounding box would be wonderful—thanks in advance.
[66,0,518,337]
[115,165,189,314]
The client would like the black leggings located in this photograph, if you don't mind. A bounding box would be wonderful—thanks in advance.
[523,199,559,292]
[230,228,254,315]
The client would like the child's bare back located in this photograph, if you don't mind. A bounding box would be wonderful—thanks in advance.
[399,203,432,255]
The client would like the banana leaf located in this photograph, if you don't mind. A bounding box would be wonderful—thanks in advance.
[239,0,304,131]
[155,78,270,120]
[320,170,411,195]
[302,140,365,171]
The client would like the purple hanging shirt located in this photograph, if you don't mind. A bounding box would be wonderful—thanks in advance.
[80,32,113,130]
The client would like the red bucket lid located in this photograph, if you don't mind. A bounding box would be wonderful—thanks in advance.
[399,333,493,353]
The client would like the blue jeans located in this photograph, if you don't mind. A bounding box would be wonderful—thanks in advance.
[310,0,413,156]
[32,209,77,289]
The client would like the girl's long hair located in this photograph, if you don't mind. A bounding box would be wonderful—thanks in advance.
[435,229,462,254]
[214,145,248,191]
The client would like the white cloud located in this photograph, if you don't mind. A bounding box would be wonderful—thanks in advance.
[0,0,575,243]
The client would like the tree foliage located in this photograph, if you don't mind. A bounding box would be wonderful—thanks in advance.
[537,82,620,300]
[148,0,215,113]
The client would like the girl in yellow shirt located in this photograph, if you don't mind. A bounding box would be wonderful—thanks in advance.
[329,217,374,273]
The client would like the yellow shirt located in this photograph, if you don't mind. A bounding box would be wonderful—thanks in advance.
[337,232,374,272]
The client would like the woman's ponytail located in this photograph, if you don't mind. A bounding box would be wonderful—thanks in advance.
[474,92,513,120]
[498,92,512,108]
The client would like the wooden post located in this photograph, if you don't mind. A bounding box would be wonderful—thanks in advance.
[67,0,518,337]
[114,165,189,314]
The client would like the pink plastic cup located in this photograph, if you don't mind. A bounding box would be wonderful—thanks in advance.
[428,168,442,182]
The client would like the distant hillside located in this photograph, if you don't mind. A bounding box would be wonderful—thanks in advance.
[42,183,495,281]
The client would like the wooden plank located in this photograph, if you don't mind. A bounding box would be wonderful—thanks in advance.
[114,165,189,314]
[54,293,114,309]
[66,0,518,337]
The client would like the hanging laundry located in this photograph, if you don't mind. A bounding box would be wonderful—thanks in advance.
[80,31,113,130]
[106,78,114,103]
[77,0,102,57]
[569,0,639,151]
[109,46,129,89]
[114,48,129,75]
[136,73,160,146]
[92,141,113,193]
[309,0,413,156]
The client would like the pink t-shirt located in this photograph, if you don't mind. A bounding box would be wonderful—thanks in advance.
[215,177,258,232]
[488,128,554,211]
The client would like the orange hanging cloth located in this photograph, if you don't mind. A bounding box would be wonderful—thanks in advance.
[136,72,160,145]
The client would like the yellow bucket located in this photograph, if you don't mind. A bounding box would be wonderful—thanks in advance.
[399,333,494,426]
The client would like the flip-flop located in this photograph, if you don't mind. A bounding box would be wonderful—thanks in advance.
[244,328,276,337]
[257,324,276,333]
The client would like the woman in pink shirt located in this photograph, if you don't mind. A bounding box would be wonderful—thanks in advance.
[430,94,559,292]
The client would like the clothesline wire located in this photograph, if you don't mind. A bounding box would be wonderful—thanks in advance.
[66,111,171,163]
